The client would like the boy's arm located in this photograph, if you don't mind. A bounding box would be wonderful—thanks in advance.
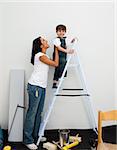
[53,38,74,54]
[56,45,74,54]
[56,45,67,53]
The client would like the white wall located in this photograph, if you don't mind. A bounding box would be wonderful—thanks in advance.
[114,0,117,108]
[0,4,2,126]
[0,1,115,129]
[0,0,113,2]
[0,3,4,127]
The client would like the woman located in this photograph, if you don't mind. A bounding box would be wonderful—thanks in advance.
[23,36,59,150]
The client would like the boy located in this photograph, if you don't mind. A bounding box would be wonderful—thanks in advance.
[52,24,75,88]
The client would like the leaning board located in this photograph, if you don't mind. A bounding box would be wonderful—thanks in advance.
[8,70,25,142]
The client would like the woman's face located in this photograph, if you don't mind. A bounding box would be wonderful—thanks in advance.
[40,37,49,50]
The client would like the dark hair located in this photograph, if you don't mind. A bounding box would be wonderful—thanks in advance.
[31,37,42,65]
[56,24,66,32]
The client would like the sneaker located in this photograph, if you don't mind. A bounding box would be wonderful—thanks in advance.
[52,83,57,88]
[40,136,47,142]
[25,143,38,150]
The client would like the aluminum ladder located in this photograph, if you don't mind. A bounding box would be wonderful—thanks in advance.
[37,40,97,146]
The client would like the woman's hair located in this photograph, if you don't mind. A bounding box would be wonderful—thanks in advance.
[31,36,42,65]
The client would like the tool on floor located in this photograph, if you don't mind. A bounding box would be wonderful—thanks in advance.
[43,142,57,150]
[37,38,97,146]
[69,134,82,143]
[52,132,82,150]
[62,141,79,150]
[52,141,62,149]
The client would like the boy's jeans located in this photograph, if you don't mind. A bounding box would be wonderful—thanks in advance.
[53,57,67,81]
[23,83,46,144]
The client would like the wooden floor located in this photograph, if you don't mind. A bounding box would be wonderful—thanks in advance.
[3,125,117,150]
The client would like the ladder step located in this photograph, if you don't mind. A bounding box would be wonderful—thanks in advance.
[62,88,83,91]
[56,94,90,97]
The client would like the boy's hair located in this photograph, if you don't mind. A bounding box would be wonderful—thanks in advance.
[31,36,42,65]
[56,24,66,32]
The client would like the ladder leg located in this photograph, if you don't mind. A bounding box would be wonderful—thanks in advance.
[75,49,97,133]
[36,96,56,146]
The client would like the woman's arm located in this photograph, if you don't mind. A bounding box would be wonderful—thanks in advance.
[39,48,59,67]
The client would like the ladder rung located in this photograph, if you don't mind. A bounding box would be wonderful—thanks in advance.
[62,88,83,91]
[56,94,90,97]
[17,105,26,109]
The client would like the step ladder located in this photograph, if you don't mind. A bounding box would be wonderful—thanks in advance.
[37,39,97,146]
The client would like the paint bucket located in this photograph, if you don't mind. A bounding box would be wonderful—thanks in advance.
[58,129,70,147]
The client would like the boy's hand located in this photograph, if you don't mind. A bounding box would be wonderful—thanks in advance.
[71,37,78,43]
[66,49,74,54]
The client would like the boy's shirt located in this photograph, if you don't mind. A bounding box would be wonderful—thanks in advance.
[53,37,69,48]
[53,37,67,59]
[53,36,73,49]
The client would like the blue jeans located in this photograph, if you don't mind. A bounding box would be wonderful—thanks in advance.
[53,57,67,81]
[23,83,46,144]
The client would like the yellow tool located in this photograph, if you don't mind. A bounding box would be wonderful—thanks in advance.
[69,134,82,143]
[62,141,79,150]
[3,145,11,150]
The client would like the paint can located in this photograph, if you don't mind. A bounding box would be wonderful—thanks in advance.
[58,129,70,147]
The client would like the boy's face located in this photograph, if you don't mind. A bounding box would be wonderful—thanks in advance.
[56,30,66,38]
